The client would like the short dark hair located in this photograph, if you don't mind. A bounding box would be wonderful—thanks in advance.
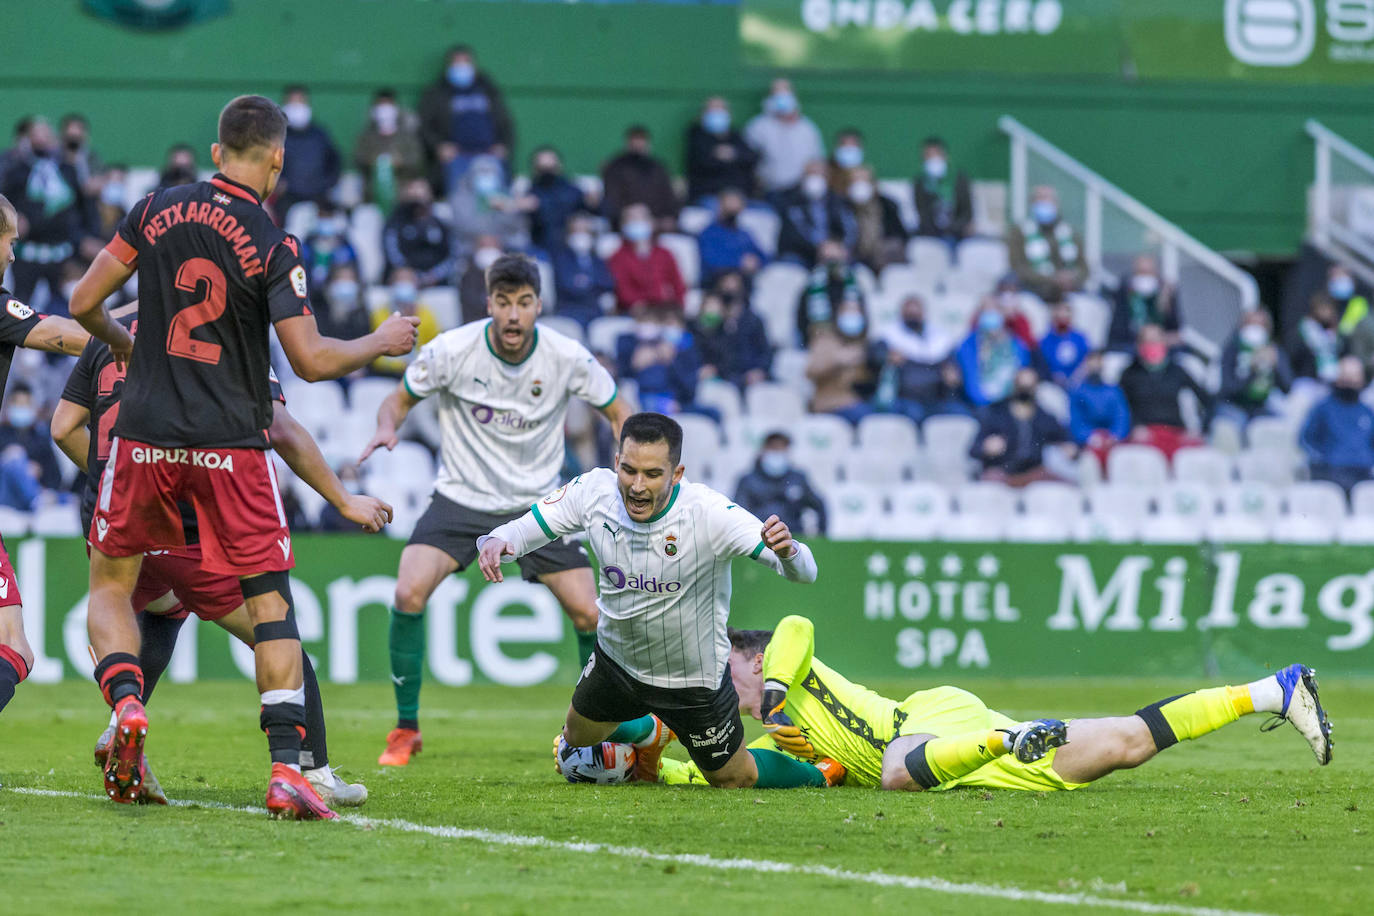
[218,95,288,156]
[60,113,88,130]
[762,431,791,448]
[922,136,946,149]
[283,84,309,99]
[447,44,474,60]
[727,627,773,656]
[486,253,540,296]
[626,124,650,139]
[374,87,397,101]
[0,193,15,237]
[12,117,32,140]
[620,412,683,466]
[837,127,863,140]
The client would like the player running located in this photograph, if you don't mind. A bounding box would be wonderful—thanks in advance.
[51,300,386,806]
[68,95,418,818]
[359,253,631,767]
[691,615,1334,792]
[477,412,843,790]
[0,192,93,719]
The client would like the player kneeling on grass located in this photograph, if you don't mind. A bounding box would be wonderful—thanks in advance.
[478,412,844,790]
[655,616,1331,790]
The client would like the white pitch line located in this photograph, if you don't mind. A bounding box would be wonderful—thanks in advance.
[8,787,1272,916]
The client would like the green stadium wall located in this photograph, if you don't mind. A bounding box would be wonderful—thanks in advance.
[6,2,1374,255]
[14,537,1374,686]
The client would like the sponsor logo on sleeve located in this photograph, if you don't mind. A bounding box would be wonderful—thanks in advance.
[7,299,34,321]
[542,484,568,505]
[290,265,308,299]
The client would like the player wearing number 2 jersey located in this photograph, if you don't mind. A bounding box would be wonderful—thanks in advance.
[69,95,419,818]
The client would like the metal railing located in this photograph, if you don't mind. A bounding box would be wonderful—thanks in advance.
[1306,119,1374,284]
[1000,115,1258,347]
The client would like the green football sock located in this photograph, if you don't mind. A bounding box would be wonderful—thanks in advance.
[607,715,656,745]
[748,748,826,788]
[575,629,597,665]
[389,609,425,729]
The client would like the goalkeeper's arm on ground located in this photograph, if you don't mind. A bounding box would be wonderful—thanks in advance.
[758,615,818,759]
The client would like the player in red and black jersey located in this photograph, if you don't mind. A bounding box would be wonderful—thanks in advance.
[51,300,388,806]
[68,95,418,817]
[0,193,97,719]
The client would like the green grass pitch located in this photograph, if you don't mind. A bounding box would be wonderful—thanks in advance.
[2,678,1369,915]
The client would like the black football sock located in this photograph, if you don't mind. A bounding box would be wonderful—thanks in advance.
[0,645,27,714]
[299,651,328,770]
[137,611,186,705]
[94,652,144,709]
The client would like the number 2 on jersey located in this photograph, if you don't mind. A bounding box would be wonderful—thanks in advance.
[95,361,125,461]
[168,257,226,365]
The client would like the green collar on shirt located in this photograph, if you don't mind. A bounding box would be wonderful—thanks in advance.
[484,320,540,366]
[646,483,681,523]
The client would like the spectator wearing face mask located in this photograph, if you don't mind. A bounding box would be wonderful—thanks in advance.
[353,88,426,213]
[686,96,758,206]
[550,214,614,329]
[697,188,767,285]
[989,277,1041,353]
[614,307,713,419]
[419,45,514,190]
[276,85,342,216]
[956,302,1031,408]
[0,384,63,495]
[1008,185,1088,302]
[58,113,102,197]
[383,178,456,286]
[449,154,528,258]
[1301,356,1374,496]
[1069,349,1131,470]
[971,367,1072,486]
[693,282,771,389]
[844,165,907,273]
[459,235,508,325]
[1040,301,1091,386]
[1327,264,1368,333]
[777,161,856,268]
[929,359,977,419]
[371,267,442,376]
[607,203,686,314]
[796,238,863,343]
[1108,253,1180,353]
[913,136,973,244]
[1217,310,1293,430]
[805,301,873,425]
[315,263,371,341]
[1292,295,1343,383]
[524,146,594,253]
[734,432,828,536]
[827,128,866,195]
[0,117,34,189]
[1,117,97,308]
[302,202,358,289]
[157,143,198,191]
[93,165,128,241]
[868,294,953,424]
[1117,324,1209,460]
[601,125,679,233]
[745,78,825,198]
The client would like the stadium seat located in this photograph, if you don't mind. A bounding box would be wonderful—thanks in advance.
[1270,515,1336,544]
[694,379,743,430]
[366,441,435,485]
[1087,484,1153,520]
[1283,481,1348,520]
[677,206,712,236]
[906,237,952,277]
[739,208,780,257]
[926,291,979,337]
[1100,351,1132,386]
[348,204,385,284]
[955,481,1016,520]
[1172,446,1234,487]
[795,413,854,455]
[770,349,813,400]
[1137,515,1203,544]
[677,414,724,472]
[1035,382,1069,424]
[842,451,912,486]
[1156,482,1217,520]
[1021,481,1084,519]
[1072,513,1140,543]
[537,314,586,344]
[536,259,557,310]
[1066,292,1113,349]
[283,201,318,241]
[939,512,1006,541]
[887,482,952,539]
[1236,447,1297,486]
[289,473,327,525]
[921,414,979,484]
[743,381,805,423]
[331,171,364,210]
[877,263,934,300]
[1204,514,1271,543]
[1107,444,1169,487]
[586,315,636,357]
[1005,513,1066,543]
[1337,516,1374,544]
[417,286,459,330]
[878,179,917,232]
[0,507,31,536]
[857,413,920,455]
[1209,415,1244,456]
[1351,480,1374,516]
[824,484,886,540]
[753,263,810,348]
[348,377,399,421]
[30,504,80,537]
[1219,482,1281,523]
[1245,416,1298,452]
[955,237,1009,279]
[658,233,700,289]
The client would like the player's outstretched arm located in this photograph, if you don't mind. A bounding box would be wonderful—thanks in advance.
[760,515,818,584]
[268,403,392,533]
[50,399,92,473]
[359,384,421,463]
[477,478,591,582]
[22,316,90,357]
[68,250,134,366]
[274,311,419,383]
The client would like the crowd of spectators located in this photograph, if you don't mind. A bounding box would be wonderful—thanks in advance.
[3,47,1371,531]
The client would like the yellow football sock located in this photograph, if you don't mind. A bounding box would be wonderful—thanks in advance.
[1136,686,1251,750]
[905,729,1007,789]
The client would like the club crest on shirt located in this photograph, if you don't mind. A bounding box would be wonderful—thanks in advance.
[6,299,34,321]
[542,484,568,505]
[532,378,543,397]
[290,265,308,299]
[664,533,679,557]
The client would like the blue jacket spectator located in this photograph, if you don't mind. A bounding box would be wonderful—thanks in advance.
[0,385,63,493]
[301,203,358,288]
[1040,302,1091,384]
[1299,357,1374,496]
[733,432,827,535]
[1069,353,1131,445]
[419,46,515,188]
[970,368,1070,481]
[279,86,342,211]
[551,216,615,328]
[697,189,766,285]
[956,308,1031,407]
[615,310,710,418]
[527,146,591,252]
[692,286,771,389]
[382,179,456,287]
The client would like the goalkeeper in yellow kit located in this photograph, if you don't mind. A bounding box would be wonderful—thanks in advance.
[662,615,1332,790]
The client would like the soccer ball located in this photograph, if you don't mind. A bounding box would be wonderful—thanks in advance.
[554,734,637,784]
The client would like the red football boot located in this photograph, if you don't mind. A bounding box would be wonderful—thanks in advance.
[265,762,338,820]
[102,697,149,804]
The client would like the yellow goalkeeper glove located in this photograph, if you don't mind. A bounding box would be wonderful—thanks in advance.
[761,680,815,760]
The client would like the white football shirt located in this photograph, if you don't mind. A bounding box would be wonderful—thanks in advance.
[403,320,617,513]
[482,468,818,689]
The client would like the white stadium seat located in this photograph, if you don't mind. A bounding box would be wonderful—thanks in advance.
[1236,447,1297,486]
[677,206,712,236]
[348,376,400,421]
[825,484,886,540]
[1246,416,1298,452]
[1204,514,1272,543]
[739,208,781,257]
[1021,481,1084,519]
[1138,515,1203,544]
[1073,513,1140,543]
[795,414,854,455]
[677,414,724,473]
[843,451,912,487]
[537,315,585,345]
[1005,513,1067,543]
[657,233,700,289]
[857,413,920,455]
[1352,480,1374,516]
[954,237,1009,279]
[753,263,810,349]
[955,481,1016,520]
[743,381,805,423]
[1283,481,1348,520]
[1172,447,1234,488]
[1219,483,1280,523]
[888,482,953,539]
[586,315,636,357]
[1087,484,1153,520]
[939,512,1006,541]
[1107,444,1169,487]
[348,204,385,284]
[922,414,979,457]
[906,237,952,278]
[1337,516,1374,544]
[1270,515,1336,544]
[1156,482,1217,520]
[694,379,743,429]
[596,232,622,261]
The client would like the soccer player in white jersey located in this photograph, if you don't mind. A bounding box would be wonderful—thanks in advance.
[361,254,631,766]
[477,413,846,789]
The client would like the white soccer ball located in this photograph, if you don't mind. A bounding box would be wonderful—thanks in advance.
[554,735,637,784]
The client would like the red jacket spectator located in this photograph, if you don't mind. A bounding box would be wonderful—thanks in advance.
[608,241,686,313]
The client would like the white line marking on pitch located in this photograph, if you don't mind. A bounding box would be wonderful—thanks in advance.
[8,787,1273,916]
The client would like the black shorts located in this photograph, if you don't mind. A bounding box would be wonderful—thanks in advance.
[409,492,590,583]
[572,643,746,771]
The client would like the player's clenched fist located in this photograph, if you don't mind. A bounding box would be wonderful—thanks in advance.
[339,493,393,533]
[477,536,516,583]
[376,311,421,356]
[760,514,796,560]
[761,680,815,760]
